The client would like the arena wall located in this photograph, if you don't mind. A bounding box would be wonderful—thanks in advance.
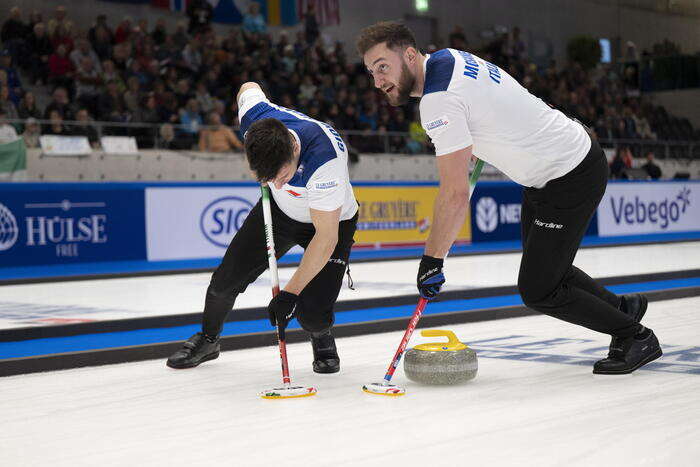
[25,149,700,183]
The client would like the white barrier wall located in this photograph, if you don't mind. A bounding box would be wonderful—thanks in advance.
[26,149,700,183]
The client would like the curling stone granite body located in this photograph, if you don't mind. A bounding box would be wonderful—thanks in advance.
[403,330,478,385]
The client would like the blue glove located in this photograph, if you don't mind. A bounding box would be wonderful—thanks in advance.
[417,255,445,300]
[267,291,298,330]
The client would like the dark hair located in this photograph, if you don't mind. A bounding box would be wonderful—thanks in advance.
[245,118,294,182]
[356,21,417,56]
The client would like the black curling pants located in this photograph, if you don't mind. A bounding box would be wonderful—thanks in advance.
[517,138,640,338]
[202,196,357,336]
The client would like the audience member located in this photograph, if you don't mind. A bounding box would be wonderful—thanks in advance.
[70,38,102,73]
[178,98,202,148]
[187,0,213,34]
[0,108,19,143]
[26,22,52,84]
[43,86,74,120]
[75,57,102,114]
[642,151,662,180]
[0,48,22,98]
[159,122,190,150]
[22,117,40,148]
[70,108,100,148]
[304,3,319,45]
[1,7,28,45]
[97,80,128,123]
[48,44,74,92]
[242,3,266,34]
[18,92,41,120]
[610,147,633,179]
[198,111,242,152]
[44,109,70,136]
[0,85,19,120]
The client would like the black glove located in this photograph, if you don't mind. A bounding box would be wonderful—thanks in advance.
[267,291,298,330]
[417,255,445,300]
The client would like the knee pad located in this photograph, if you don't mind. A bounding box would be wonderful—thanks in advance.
[519,280,568,310]
[295,300,334,334]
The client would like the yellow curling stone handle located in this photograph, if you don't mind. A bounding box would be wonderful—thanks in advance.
[413,330,467,352]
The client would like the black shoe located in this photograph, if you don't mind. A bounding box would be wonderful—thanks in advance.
[605,293,649,357]
[167,332,220,369]
[311,330,340,374]
[593,328,662,374]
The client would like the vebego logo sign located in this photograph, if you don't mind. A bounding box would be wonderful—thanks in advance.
[146,186,260,261]
[200,196,254,248]
[597,182,700,236]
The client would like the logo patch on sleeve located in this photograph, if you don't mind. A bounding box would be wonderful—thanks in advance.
[425,115,450,136]
[315,180,338,190]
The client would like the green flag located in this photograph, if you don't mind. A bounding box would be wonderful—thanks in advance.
[0,138,27,181]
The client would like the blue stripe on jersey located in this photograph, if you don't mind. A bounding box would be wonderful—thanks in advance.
[423,49,455,95]
[240,102,338,187]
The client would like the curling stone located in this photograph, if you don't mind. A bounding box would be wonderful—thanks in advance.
[403,330,477,385]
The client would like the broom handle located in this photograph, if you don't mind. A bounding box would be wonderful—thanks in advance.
[261,184,291,387]
[382,158,484,385]
[469,158,484,198]
[382,298,428,384]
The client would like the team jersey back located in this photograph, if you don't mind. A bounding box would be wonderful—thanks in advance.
[420,49,591,188]
[239,88,357,223]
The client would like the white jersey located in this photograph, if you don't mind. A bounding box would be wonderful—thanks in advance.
[238,88,358,223]
[420,49,591,188]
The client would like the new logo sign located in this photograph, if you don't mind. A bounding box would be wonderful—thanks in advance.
[597,183,700,236]
[474,196,521,234]
[475,197,498,233]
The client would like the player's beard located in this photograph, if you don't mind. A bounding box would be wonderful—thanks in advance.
[386,62,415,106]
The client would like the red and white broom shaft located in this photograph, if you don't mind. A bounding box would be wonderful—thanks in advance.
[379,160,483,387]
[382,297,428,384]
[261,184,291,387]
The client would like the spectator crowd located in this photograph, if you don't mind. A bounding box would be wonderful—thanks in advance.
[0,4,697,156]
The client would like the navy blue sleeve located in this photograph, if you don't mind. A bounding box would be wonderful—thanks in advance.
[239,102,276,135]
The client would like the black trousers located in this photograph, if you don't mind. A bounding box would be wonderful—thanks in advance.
[517,138,639,338]
[202,197,357,336]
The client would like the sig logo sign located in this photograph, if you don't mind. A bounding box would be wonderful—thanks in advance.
[0,202,19,251]
[474,196,521,234]
[199,196,254,247]
[598,183,700,236]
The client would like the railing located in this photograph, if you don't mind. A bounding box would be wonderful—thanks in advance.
[597,138,698,160]
[6,118,699,159]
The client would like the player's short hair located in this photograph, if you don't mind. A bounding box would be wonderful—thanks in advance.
[244,118,294,182]
[356,21,417,57]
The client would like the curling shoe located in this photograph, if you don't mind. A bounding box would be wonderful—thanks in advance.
[593,328,662,375]
[604,293,649,361]
[167,332,220,369]
[311,330,340,374]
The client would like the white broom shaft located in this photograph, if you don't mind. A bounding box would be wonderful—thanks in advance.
[261,184,280,296]
[261,184,290,386]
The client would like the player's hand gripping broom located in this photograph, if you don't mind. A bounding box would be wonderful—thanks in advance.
[362,158,484,396]
[259,184,318,399]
